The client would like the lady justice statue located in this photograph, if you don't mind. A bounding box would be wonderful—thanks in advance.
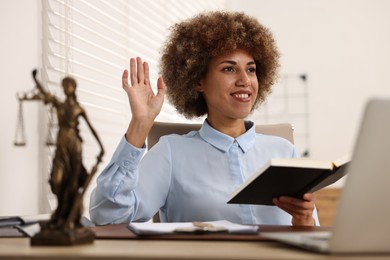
[16,69,104,245]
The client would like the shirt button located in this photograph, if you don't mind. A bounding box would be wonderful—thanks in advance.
[123,161,131,167]
[131,151,138,157]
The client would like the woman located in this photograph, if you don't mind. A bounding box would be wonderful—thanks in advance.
[90,11,319,226]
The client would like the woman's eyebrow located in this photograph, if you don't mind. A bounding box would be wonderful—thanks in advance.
[218,60,256,65]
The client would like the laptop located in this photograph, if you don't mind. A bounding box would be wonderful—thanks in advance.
[261,98,390,253]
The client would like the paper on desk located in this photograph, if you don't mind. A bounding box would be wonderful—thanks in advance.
[0,213,50,227]
[15,223,41,237]
[0,214,49,237]
[128,220,258,235]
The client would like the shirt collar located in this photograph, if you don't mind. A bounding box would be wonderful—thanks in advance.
[198,120,256,153]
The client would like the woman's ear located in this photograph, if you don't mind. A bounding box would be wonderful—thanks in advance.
[197,80,204,92]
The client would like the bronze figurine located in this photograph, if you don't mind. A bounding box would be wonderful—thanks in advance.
[16,69,104,245]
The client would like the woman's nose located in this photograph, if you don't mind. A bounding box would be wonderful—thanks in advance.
[236,71,251,87]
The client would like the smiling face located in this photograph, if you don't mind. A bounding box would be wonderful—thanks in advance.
[198,49,259,127]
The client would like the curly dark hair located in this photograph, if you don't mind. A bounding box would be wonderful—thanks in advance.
[160,11,280,119]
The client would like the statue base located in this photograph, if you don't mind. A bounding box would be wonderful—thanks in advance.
[31,223,95,246]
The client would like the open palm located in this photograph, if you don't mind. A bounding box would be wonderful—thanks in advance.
[122,57,166,123]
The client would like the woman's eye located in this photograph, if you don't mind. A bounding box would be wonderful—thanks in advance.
[223,67,235,72]
[247,67,256,73]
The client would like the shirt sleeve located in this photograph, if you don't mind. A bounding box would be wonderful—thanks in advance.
[89,136,146,225]
[89,135,173,225]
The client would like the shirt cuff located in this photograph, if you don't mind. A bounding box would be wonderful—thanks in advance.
[111,136,146,171]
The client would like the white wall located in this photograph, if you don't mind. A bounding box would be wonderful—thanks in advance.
[1,0,390,215]
[227,0,390,160]
[0,0,41,215]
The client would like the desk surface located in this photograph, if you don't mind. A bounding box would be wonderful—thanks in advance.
[2,237,390,260]
[1,225,390,260]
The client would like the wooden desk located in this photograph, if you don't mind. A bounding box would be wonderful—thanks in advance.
[315,188,342,226]
[2,237,390,260]
[1,225,390,260]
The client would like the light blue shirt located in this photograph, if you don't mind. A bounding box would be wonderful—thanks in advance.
[90,120,319,225]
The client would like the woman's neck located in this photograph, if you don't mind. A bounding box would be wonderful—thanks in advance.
[206,117,246,138]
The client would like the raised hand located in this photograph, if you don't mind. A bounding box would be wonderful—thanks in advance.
[122,57,166,148]
[122,57,166,121]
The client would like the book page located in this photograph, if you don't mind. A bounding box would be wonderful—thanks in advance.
[332,153,352,168]
[270,158,333,169]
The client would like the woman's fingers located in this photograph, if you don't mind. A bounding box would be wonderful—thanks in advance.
[143,60,150,86]
[129,58,137,86]
[122,69,129,89]
[136,57,144,84]
[273,194,316,226]
[156,76,166,98]
[128,57,150,87]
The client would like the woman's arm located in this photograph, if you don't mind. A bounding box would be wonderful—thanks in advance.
[89,57,167,225]
[89,136,172,225]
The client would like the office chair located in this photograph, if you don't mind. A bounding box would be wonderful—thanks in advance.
[147,121,294,222]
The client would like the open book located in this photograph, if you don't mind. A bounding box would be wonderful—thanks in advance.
[227,155,351,205]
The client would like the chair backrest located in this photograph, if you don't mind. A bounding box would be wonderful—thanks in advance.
[148,121,294,149]
[254,123,294,144]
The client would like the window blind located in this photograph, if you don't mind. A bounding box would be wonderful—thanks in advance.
[40,0,226,216]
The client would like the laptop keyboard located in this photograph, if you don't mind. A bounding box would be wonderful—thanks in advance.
[303,231,331,241]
